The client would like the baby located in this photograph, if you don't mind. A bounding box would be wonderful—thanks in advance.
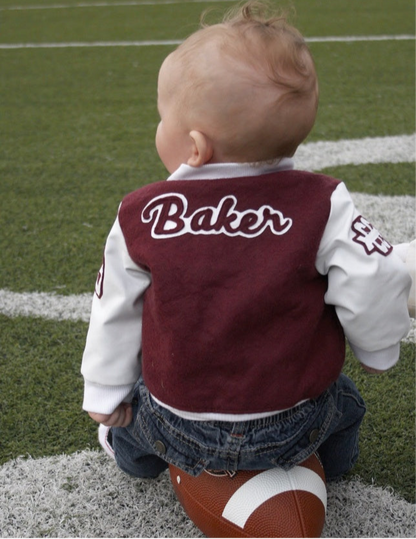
[81,1,412,481]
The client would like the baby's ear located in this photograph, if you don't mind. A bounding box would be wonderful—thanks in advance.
[187,130,213,167]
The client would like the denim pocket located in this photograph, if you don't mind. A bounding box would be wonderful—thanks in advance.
[268,390,341,469]
[134,382,209,476]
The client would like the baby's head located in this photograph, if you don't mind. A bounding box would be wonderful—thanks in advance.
[155,1,319,172]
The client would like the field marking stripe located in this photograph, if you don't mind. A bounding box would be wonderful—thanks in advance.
[0,289,93,322]
[0,35,415,49]
[222,467,327,528]
[0,40,183,49]
[0,449,414,538]
[0,0,233,10]
[306,35,415,42]
[295,134,415,171]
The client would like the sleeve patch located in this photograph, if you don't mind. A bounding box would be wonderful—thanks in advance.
[351,215,392,256]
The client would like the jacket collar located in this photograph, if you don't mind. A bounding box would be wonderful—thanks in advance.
[166,158,294,181]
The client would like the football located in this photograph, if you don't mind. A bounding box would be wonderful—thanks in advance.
[169,454,327,538]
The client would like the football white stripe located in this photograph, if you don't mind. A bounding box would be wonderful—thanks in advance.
[222,466,327,529]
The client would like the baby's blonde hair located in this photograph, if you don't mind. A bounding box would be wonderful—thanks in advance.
[169,1,318,162]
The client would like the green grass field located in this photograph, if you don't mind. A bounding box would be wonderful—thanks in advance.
[0,0,415,507]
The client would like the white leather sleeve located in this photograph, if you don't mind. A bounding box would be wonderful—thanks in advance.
[81,214,151,414]
[315,183,411,370]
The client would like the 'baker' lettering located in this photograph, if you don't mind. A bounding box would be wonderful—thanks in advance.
[141,193,293,239]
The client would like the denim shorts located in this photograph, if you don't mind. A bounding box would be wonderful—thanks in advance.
[111,373,365,481]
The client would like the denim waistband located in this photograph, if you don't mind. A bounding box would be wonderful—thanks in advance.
[203,399,314,431]
[143,376,316,434]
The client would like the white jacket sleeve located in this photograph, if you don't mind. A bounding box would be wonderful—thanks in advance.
[315,183,411,371]
[81,213,151,414]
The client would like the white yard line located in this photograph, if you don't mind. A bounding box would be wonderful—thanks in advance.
[295,134,415,171]
[1,35,415,49]
[306,35,415,43]
[2,0,228,9]
[0,40,183,49]
[0,290,93,322]
[0,449,414,538]
[0,0,233,9]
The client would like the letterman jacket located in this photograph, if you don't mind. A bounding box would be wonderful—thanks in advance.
[81,159,411,418]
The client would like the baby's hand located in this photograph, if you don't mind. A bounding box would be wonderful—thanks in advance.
[88,402,133,427]
[360,363,386,374]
